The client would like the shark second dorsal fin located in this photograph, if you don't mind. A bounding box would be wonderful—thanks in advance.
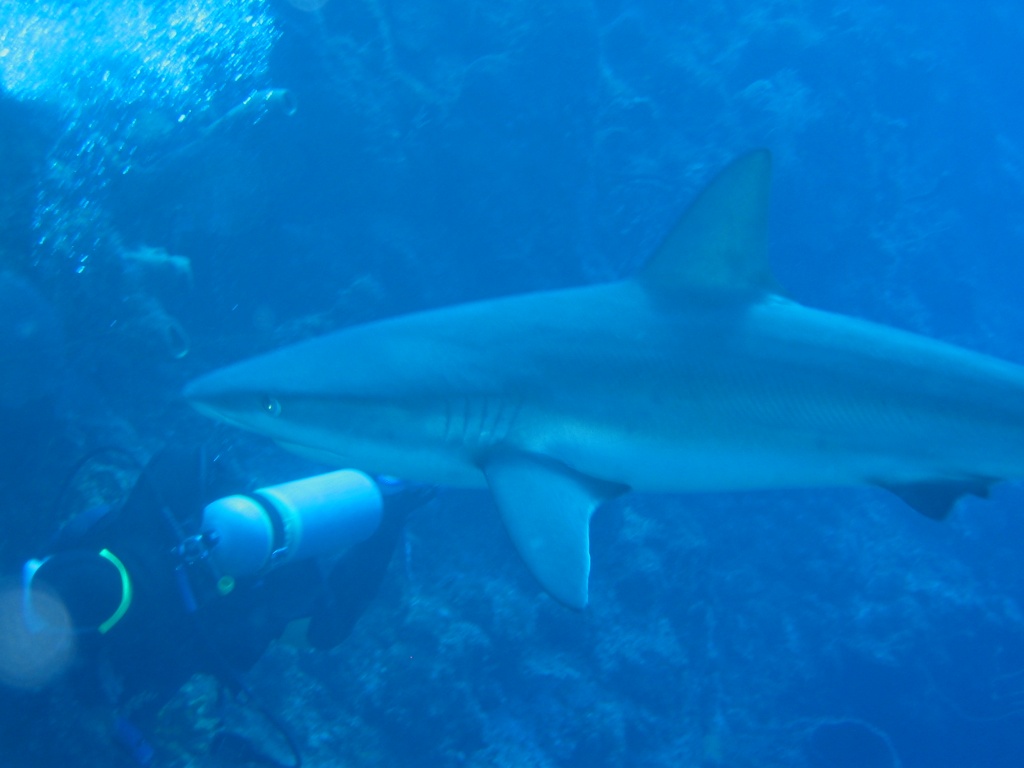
[636,149,778,301]
[876,477,996,520]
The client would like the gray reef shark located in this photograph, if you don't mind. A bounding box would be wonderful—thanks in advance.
[185,150,1024,608]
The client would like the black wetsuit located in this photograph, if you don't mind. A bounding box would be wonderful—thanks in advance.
[56,445,409,712]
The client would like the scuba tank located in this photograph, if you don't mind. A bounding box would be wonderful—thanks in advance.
[200,470,382,579]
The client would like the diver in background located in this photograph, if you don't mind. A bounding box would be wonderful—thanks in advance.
[7,444,430,767]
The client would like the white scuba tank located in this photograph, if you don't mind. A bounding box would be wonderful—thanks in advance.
[200,470,382,578]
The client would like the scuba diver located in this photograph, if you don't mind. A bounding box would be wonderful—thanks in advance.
[8,444,431,767]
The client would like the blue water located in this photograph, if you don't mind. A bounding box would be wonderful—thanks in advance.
[2,1,1024,765]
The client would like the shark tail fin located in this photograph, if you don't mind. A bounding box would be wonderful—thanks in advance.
[635,149,780,302]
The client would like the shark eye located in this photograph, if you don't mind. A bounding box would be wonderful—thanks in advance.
[261,395,281,417]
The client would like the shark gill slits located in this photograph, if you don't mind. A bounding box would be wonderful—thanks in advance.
[446,396,510,449]
[262,395,282,417]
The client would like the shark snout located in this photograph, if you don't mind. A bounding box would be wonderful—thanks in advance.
[182,373,230,423]
[182,369,228,406]
[182,364,262,418]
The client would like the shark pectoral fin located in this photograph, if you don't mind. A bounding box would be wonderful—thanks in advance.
[877,477,996,520]
[636,149,780,301]
[484,453,627,610]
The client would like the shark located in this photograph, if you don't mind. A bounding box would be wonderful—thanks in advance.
[185,150,1024,609]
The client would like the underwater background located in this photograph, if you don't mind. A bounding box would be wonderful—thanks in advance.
[2,1,1024,766]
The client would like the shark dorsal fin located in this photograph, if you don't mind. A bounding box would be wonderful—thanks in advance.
[636,149,778,301]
